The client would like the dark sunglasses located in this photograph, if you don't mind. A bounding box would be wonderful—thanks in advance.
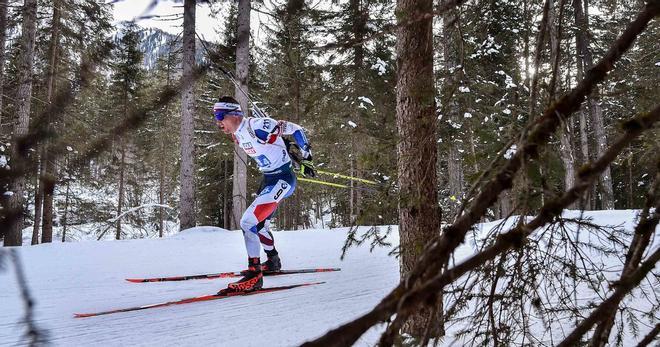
[214,108,241,121]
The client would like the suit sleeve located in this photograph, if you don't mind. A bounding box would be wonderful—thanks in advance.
[279,120,311,157]
[252,118,312,158]
[252,118,281,144]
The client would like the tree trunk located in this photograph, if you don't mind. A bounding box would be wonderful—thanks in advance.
[548,0,576,205]
[349,140,355,222]
[0,0,8,128]
[4,0,38,247]
[350,0,365,70]
[179,0,197,230]
[159,144,165,238]
[529,0,551,119]
[441,2,464,220]
[231,0,250,230]
[61,161,70,242]
[116,83,130,241]
[223,159,230,229]
[159,47,175,237]
[350,0,365,221]
[395,0,443,337]
[41,0,61,244]
[31,157,43,245]
[40,158,55,243]
[116,140,126,240]
[577,106,593,209]
[572,1,592,210]
[547,0,566,102]
[522,0,530,88]
[574,0,614,209]
[627,151,633,208]
[447,145,463,211]
[558,127,576,194]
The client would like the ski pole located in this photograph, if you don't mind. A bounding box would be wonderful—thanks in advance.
[297,177,379,193]
[197,34,269,118]
[297,177,350,189]
[315,170,380,186]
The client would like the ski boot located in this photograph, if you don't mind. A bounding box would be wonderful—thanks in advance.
[262,250,281,273]
[221,257,263,294]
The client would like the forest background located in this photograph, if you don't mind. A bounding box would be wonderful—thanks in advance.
[0,0,658,345]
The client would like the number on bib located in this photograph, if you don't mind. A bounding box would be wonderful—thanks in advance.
[255,155,272,168]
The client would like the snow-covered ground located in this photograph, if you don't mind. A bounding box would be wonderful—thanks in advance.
[1,210,657,346]
[1,226,399,346]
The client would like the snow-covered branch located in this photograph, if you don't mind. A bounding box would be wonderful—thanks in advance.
[107,203,174,224]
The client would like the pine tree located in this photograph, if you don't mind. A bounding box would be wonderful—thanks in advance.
[332,0,397,225]
[197,2,238,230]
[574,0,614,209]
[441,0,528,218]
[39,0,63,244]
[110,22,145,240]
[395,0,442,337]
[547,0,577,207]
[4,0,38,247]
[0,0,8,125]
[180,0,197,230]
[439,0,464,219]
[230,0,250,230]
[49,0,112,240]
[151,39,179,237]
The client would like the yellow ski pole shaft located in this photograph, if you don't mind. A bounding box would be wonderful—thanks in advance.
[315,170,379,185]
[297,177,350,189]
[297,177,379,192]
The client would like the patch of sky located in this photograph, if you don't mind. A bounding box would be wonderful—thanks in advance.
[504,144,517,159]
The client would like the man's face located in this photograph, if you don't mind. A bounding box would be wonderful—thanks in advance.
[217,116,238,134]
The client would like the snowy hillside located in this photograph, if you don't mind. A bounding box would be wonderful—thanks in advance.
[114,24,210,70]
[1,210,657,346]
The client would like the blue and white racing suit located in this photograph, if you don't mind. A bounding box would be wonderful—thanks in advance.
[232,117,311,258]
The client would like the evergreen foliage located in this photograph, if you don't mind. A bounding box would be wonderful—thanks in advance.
[0,0,655,239]
[0,0,658,345]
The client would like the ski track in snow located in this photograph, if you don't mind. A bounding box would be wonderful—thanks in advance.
[0,228,399,346]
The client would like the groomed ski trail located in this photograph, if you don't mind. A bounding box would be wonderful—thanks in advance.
[0,227,400,346]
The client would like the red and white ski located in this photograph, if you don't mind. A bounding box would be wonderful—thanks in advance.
[74,281,325,318]
[125,267,340,283]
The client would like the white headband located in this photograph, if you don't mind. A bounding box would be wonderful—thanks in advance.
[213,102,242,111]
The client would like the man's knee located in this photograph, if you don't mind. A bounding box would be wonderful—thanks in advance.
[240,213,257,233]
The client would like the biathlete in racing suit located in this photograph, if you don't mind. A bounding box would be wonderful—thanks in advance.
[213,96,315,293]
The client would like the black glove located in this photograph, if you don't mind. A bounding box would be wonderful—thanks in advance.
[299,159,316,178]
[301,147,312,161]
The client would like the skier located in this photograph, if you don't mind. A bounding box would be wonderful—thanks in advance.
[213,96,316,293]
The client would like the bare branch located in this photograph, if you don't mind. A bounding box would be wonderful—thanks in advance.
[10,250,49,345]
[557,246,660,347]
[589,159,660,346]
[375,104,659,340]
[636,322,660,347]
[300,2,660,344]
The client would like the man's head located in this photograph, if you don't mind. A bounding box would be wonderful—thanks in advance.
[214,96,244,134]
